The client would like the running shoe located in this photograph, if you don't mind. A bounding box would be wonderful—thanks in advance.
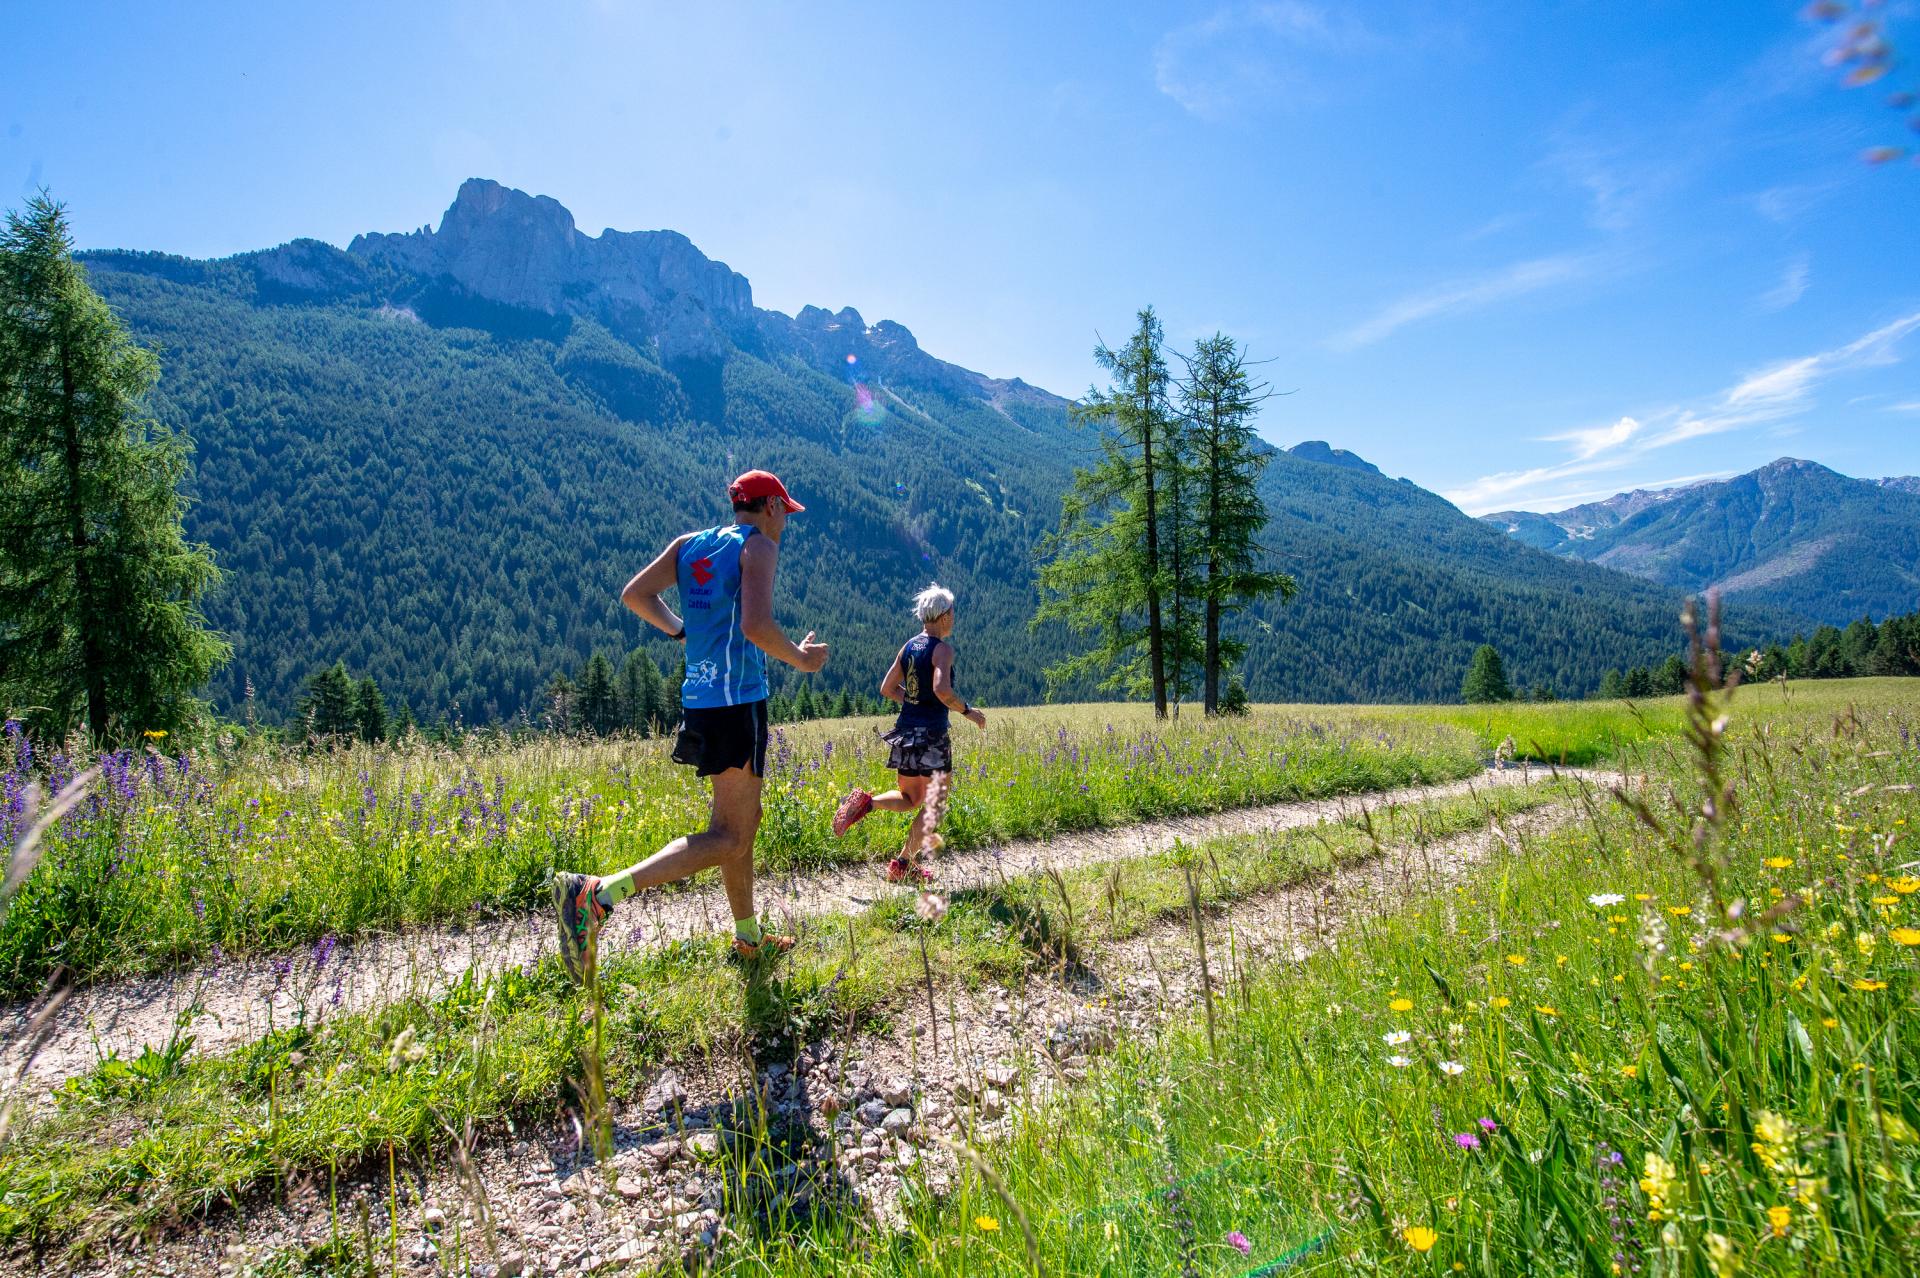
[551,872,608,981]
[833,789,875,837]
[731,931,797,961]
[885,857,934,885]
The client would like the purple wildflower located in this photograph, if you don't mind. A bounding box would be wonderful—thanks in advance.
[1454,1132,1482,1151]
[1226,1231,1251,1256]
[1478,1117,1499,1132]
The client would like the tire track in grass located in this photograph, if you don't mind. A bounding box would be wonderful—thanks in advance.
[33,789,1594,1278]
[0,766,1595,1090]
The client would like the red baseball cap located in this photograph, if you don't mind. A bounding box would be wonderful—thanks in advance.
[729,469,805,512]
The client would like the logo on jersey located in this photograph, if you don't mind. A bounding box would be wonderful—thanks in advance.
[686,660,720,688]
[691,557,715,586]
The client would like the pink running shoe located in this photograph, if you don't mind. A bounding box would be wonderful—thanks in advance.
[885,857,934,885]
[833,789,874,837]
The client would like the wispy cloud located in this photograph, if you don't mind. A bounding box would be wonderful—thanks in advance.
[1328,253,1596,351]
[1888,400,1920,413]
[1444,309,1920,514]
[1759,254,1810,311]
[1152,2,1365,119]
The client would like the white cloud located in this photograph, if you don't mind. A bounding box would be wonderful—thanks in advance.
[1153,3,1361,119]
[1328,253,1595,351]
[1759,255,1810,312]
[1444,309,1920,514]
[1888,400,1920,413]
[1546,415,1641,461]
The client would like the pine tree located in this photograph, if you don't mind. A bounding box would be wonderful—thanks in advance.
[352,675,388,743]
[1622,666,1654,698]
[618,649,667,737]
[1035,308,1177,716]
[298,661,356,739]
[391,699,416,739]
[0,194,228,743]
[1219,674,1251,716]
[793,681,818,721]
[1177,333,1296,715]
[1597,668,1625,699]
[577,651,617,736]
[1654,654,1688,696]
[1460,645,1512,704]
[832,688,854,718]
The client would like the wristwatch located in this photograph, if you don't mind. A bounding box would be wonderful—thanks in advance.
[671,626,687,642]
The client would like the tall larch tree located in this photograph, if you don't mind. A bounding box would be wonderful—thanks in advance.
[0,194,226,742]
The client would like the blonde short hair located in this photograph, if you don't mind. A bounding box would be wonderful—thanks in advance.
[913,582,955,623]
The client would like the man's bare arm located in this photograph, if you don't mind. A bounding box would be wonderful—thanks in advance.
[879,652,906,704]
[621,536,689,637]
[739,536,828,672]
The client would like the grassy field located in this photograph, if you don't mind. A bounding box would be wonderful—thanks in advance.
[0,706,1490,994]
[5,677,1917,1274]
[729,677,1920,1276]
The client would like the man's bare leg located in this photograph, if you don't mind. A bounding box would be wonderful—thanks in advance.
[597,766,763,911]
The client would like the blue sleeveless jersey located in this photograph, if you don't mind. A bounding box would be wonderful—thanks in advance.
[676,525,766,709]
[894,633,951,733]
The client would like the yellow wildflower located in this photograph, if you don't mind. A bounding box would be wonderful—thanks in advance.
[1668,906,1692,917]
[1765,856,1793,868]
[1873,896,1899,907]
[1621,1064,1639,1078]
[1856,932,1877,960]
[1535,1005,1559,1017]
[1402,1226,1437,1253]
[1890,876,1920,895]
[1492,996,1512,1009]
[1704,1232,1738,1278]
[1767,1205,1791,1238]
[974,1215,1000,1233]
[1640,1152,1678,1220]
[1635,893,1652,901]
[1390,997,1414,1013]
[1891,927,1920,947]
[1505,954,1526,967]
[1853,979,1888,991]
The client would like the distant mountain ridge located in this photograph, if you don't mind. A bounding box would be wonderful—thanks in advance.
[1481,459,1920,624]
[75,180,1754,717]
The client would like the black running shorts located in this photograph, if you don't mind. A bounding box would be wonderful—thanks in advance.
[671,700,770,777]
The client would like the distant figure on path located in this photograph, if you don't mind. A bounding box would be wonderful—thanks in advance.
[832,583,986,882]
[551,470,828,979]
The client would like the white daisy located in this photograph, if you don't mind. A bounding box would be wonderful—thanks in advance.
[1439,1060,1466,1076]
[1383,1030,1412,1046]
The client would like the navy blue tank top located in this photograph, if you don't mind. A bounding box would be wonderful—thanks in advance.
[895,633,951,732]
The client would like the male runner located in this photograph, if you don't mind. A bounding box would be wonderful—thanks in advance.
[551,470,828,979]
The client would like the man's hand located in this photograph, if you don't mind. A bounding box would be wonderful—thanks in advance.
[796,631,829,673]
[965,706,987,730]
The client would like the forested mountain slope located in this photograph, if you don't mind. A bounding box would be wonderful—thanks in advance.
[80,180,1747,719]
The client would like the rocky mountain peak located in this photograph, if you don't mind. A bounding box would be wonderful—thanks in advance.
[346,179,753,359]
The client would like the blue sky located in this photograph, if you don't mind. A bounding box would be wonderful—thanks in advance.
[8,0,1918,513]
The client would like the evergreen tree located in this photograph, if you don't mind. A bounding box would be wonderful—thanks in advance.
[1460,644,1512,704]
[1654,654,1689,696]
[1219,674,1251,716]
[0,193,228,742]
[391,698,416,739]
[577,651,617,736]
[1622,666,1654,698]
[1035,307,1176,716]
[618,648,667,736]
[1177,333,1296,715]
[793,681,818,721]
[297,661,356,739]
[832,688,854,718]
[1597,668,1625,700]
[352,674,388,743]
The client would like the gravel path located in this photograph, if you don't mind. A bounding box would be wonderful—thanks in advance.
[18,780,1598,1278]
[1,764,1587,1092]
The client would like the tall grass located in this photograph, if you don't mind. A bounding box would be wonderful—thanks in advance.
[0,708,1483,994]
[728,683,1920,1275]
